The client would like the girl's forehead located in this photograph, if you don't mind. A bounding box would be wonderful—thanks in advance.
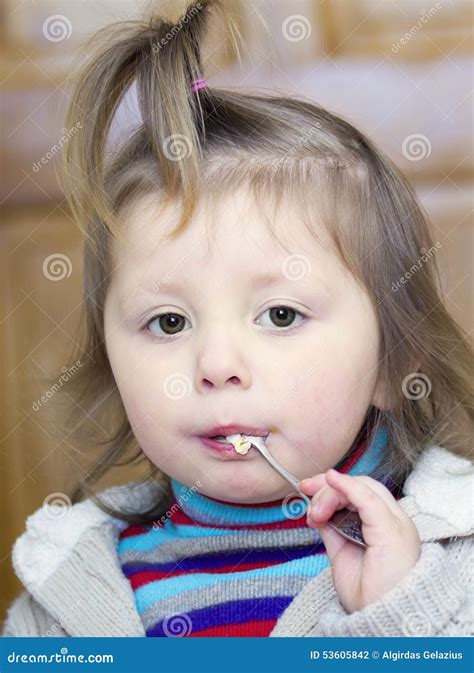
[113,190,334,267]
[107,193,346,312]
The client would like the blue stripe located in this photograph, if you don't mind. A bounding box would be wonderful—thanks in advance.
[134,553,330,613]
[121,542,326,576]
[147,596,293,636]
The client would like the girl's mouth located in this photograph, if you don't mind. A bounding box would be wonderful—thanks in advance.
[198,436,257,459]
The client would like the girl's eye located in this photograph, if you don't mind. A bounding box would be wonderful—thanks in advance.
[146,313,190,337]
[257,306,305,330]
[145,306,305,340]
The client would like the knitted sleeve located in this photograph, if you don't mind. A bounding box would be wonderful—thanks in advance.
[271,538,473,637]
[2,591,68,637]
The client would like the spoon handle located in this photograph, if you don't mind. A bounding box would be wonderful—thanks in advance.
[249,436,302,493]
[247,436,367,548]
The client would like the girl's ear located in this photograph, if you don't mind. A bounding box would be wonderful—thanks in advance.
[371,358,422,411]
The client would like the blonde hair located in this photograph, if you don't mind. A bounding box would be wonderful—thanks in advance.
[57,0,472,523]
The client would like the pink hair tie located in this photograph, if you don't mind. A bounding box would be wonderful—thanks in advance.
[191,78,208,93]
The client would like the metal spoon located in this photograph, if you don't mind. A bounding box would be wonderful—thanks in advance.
[244,435,367,548]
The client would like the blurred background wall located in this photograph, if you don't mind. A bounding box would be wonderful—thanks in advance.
[1,0,472,622]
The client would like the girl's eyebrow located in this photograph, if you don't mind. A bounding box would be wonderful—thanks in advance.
[251,272,286,288]
[250,271,330,294]
[157,270,322,293]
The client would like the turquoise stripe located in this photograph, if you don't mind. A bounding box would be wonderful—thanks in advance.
[171,489,296,526]
[118,522,237,554]
[134,553,331,613]
[349,425,388,476]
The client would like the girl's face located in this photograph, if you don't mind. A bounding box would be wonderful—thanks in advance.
[104,190,387,503]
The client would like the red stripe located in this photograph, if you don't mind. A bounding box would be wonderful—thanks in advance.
[120,511,308,542]
[120,525,150,539]
[189,619,276,637]
[168,508,307,530]
[205,494,286,508]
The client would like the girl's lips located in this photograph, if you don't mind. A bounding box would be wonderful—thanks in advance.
[198,436,256,458]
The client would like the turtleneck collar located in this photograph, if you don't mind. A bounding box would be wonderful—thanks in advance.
[170,424,389,527]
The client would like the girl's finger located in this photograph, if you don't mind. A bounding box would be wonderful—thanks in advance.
[349,475,401,516]
[301,473,400,517]
[302,471,405,531]
[323,469,398,544]
[307,472,401,517]
[299,473,328,496]
[308,484,354,521]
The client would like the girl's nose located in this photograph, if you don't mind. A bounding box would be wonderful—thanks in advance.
[199,373,243,390]
[194,322,252,392]
[196,352,252,390]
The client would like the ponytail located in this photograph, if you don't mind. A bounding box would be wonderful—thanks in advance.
[63,0,225,238]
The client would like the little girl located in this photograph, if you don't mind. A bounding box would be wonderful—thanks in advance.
[3,0,473,638]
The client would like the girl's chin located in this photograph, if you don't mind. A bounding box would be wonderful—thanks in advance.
[198,476,290,504]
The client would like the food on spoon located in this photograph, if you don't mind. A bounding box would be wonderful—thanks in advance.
[226,433,253,454]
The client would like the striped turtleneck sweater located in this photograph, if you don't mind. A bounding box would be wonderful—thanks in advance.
[117,425,399,637]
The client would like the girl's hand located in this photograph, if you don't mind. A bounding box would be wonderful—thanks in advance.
[299,469,421,614]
